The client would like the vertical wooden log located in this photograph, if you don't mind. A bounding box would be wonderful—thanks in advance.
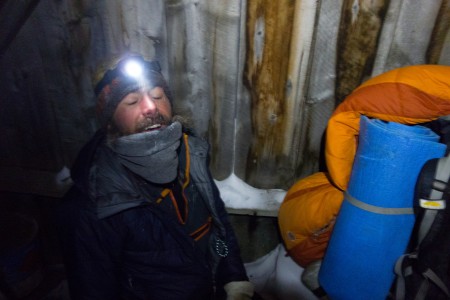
[335,0,388,105]
[243,0,317,189]
[426,0,450,64]
[243,0,295,189]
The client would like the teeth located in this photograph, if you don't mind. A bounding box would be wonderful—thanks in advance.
[145,124,161,131]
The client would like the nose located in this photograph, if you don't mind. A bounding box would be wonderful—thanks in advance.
[140,94,157,115]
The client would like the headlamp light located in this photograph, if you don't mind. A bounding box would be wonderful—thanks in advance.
[123,60,144,79]
[94,56,161,96]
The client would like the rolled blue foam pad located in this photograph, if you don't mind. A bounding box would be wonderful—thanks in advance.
[319,116,446,300]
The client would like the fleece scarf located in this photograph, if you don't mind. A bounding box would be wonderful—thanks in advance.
[109,121,182,184]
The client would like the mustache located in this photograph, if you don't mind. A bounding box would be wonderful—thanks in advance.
[136,114,170,132]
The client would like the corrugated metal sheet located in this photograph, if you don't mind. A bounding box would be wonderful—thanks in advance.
[0,0,448,196]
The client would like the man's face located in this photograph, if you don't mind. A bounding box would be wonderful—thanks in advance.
[111,87,173,136]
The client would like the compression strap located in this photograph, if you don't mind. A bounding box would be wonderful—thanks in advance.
[345,192,414,215]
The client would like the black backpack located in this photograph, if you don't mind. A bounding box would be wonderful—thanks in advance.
[392,127,450,300]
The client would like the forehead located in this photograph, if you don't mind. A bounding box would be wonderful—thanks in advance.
[123,86,166,97]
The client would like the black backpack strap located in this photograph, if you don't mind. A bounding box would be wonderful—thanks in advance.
[394,253,414,300]
[417,155,450,244]
[417,268,450,300]
[394,153,450,300]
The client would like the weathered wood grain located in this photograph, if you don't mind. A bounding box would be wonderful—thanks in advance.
[335,0,388,105]
[427,0,450,64]
[242,0,296,188]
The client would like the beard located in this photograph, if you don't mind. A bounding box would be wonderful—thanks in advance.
[134,114,170,133]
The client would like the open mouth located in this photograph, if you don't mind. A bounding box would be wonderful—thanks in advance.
[144,124,162,132]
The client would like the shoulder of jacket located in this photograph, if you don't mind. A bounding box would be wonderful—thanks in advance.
[185,134,209,157]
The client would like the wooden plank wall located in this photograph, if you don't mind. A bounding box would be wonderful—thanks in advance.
[0,0,449,196]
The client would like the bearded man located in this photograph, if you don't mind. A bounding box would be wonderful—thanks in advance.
[56,53,254,300]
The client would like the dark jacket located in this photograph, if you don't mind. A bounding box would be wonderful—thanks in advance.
[56,129,248,300]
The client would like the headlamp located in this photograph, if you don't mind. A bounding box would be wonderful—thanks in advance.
[94,56,161,96]
[123,60,144,78]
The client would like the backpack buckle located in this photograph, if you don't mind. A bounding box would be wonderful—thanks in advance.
[419,198,446,210]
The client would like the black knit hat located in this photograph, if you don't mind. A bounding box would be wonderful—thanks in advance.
[94,54,172,125]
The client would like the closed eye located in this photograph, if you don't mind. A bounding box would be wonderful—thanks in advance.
[149,90,164,100]
[125,96,140,105]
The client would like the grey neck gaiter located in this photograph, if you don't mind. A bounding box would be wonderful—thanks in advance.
[109,121,183,184]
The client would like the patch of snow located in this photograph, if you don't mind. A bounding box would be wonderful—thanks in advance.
[215,173,286,212]
[245,244,318,300]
